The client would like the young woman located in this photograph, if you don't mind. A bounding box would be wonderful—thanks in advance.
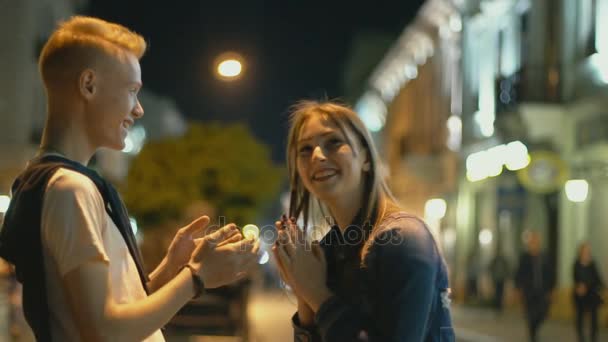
[273,100,454,341]
[573,242,605,342]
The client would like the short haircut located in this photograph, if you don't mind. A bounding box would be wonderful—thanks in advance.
[39,16,146,87]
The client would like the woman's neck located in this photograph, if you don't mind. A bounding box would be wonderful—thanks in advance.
[325,188,364,233]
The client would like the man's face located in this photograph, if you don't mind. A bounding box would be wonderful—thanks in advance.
[85,52,144,150]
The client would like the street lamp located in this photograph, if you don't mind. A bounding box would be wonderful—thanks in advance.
[565,179,589,202]
[214,52,244,81]
[218,59,242,77]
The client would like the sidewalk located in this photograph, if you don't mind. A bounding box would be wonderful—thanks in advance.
[452,304,608,342]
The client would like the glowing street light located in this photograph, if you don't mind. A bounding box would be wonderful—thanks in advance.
[217,59,242,78]
[479,229,493,245]
[425,198,447,220]
[565,179,589,202]
[215,52,244,80]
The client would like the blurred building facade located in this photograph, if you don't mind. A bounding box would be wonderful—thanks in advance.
[354,0,608,318]
[0,0,86,194]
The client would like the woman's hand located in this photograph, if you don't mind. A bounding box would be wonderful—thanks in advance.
[272,218,315,325]
[274,217,333,312]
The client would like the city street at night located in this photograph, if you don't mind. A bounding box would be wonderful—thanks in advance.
[2,0,608,341]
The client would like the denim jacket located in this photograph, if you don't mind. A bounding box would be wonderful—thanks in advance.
[292,212,454,342]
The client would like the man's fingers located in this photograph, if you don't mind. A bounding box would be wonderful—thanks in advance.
[218,233,242,247]
[190,236,208,258]
[206,224,239,244]
[183,215,210,236]
[241,256,258,272]
[231,238,256,254]
[251,240,260,254]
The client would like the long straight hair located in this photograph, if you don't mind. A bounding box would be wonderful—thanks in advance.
[285,100,399,260]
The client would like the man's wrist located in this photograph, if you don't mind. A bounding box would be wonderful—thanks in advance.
[181,264,204,299]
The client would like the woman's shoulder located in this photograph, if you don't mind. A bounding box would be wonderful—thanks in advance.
[368,211,438,256]
[375,211,431,240]
[364,210,444,276]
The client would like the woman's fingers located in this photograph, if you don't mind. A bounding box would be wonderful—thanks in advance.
[277,242,292,268]
[312,241,326,264]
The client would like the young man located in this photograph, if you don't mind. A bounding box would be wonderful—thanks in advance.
[0,16,258,341]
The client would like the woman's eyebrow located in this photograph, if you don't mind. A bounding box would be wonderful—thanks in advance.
[298,131,334,143]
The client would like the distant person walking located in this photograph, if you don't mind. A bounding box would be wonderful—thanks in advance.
[515,231,555,342]
[489,249,510,314]
[572,242,604,342]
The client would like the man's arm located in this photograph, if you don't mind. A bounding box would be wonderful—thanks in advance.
[64,260,194,342]
[146,219,246,293]
[43,171,258,340]
[63,230,258,342]
[147,257,176,293]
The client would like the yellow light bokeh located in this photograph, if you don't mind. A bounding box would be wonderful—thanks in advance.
[242,224,259,240]
[217,59,242,78]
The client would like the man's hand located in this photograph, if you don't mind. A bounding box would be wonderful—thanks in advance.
[165,216,211,273]
[189,224,260,289]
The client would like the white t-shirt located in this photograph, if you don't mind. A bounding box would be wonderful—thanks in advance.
[41,167,165,341]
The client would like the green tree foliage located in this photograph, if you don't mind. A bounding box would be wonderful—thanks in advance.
[123,122,284,228]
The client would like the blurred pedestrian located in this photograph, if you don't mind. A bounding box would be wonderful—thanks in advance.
[572,242,605,342]
[515,231,555,342]
[489,248,510,315]
[465,249,480,303]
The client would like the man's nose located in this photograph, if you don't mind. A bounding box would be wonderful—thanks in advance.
[132,100,144,118]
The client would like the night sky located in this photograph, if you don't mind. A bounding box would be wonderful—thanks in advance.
[86,0,424,161]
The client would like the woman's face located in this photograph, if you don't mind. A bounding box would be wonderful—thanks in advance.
[295,115,369,203]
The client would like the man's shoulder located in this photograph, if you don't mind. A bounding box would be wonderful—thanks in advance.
[47,168,97,192]
[45,168,102,206]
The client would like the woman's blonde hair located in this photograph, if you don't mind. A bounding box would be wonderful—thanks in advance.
[286,100,399,258]
[39,16,147,87]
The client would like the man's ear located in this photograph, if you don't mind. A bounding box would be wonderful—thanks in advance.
[79,69,96,99]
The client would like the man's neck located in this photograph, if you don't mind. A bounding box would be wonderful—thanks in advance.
[40,118,95,165]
